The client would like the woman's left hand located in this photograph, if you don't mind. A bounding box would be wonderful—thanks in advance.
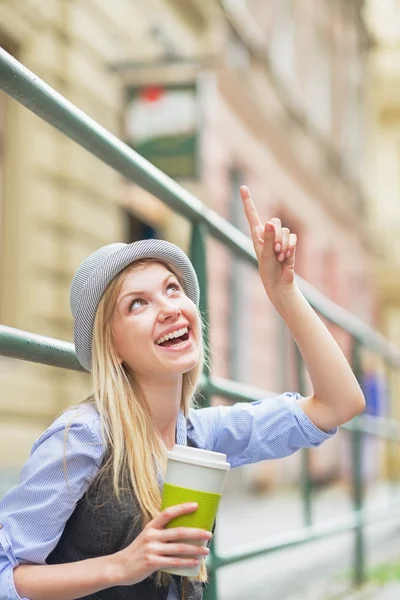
[240,185,297,297]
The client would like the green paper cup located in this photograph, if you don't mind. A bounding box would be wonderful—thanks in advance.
[160,445,230,577]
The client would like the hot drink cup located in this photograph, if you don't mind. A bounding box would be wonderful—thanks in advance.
[160,444,230,576]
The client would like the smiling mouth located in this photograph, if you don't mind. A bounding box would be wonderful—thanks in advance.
[156,330,190,348]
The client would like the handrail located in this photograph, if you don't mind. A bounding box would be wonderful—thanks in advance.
[1,324,399,441]
[0,47,399,364]
[212,498,400,568]
[0,325,82,371]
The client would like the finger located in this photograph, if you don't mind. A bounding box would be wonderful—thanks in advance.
[158,542,210,556]
[270,218,282,253]
[153,503,198,529]
[239,186,264,245]
[278,227,290,262]
[259,221,277,263]
[286,233,297,258]
[153,555,201,568]
[158,527,212,542]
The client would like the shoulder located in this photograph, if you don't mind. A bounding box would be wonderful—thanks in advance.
[30,402,105,460]
[53,402,102,433]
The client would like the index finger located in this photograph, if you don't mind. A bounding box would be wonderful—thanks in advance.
[153,502,198,529]
[240,186,263,238]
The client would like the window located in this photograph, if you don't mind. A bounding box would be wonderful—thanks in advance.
[341,55,363,179]
[227,28,250,71]
[307,27,332,136]
[0,92,5,257]
[125,210,158,242]
[270,0,296,85]
[0,90,7,321]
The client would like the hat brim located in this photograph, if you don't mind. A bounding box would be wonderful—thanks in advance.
[72,239,200,371]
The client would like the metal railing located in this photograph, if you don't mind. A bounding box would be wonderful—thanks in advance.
[1,46,400,598]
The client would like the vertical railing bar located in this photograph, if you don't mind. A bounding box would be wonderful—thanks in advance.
[295,344,313,527]
[351,339,365,587]
[190,221,217,600]
[190,221,211,390]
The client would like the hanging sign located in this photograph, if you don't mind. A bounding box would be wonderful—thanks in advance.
[125,82,199,179]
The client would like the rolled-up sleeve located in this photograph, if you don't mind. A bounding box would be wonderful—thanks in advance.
[0,408,105,600]
[188,393,337,468]
[0,559,26,600]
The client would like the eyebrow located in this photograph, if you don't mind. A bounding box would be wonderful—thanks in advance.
[119,273,177,302]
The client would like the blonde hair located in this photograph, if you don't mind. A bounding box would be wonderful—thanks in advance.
[76,258,208,586]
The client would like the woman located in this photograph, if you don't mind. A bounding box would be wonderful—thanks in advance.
[0,187,365,600]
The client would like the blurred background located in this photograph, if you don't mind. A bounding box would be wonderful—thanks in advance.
[1,0,400,598]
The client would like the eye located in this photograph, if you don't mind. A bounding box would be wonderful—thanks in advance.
[167,281,180,293]
[128,298,146,311]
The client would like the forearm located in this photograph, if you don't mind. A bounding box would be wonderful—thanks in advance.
[13,553,123,600]
[270,284,365,430]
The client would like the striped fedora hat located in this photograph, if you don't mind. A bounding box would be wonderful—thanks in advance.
[70,239,200,371]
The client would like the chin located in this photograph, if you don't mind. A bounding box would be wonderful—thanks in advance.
[173,353,200,375]
[180,357,200,374]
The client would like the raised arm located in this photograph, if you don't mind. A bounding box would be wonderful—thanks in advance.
[240,186,365,432]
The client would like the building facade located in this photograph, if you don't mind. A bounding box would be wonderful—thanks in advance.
[0,0,373,492]
[365,0,400,479]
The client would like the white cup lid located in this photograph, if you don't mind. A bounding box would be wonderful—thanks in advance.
[167,444,230,471]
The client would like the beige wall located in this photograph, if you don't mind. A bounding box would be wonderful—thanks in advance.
[0,0,159,467]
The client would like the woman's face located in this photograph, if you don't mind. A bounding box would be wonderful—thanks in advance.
[111,262,201,380]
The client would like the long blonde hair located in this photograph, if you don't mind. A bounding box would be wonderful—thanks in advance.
[78,258,208,585]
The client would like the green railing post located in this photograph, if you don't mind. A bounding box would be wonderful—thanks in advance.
[203,560,218,600]
[295,345,313,527]
[189,222,217,600]
[351,340,365,587]
[190,221,210,404]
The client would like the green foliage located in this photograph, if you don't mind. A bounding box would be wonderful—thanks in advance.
[368,558,400,585]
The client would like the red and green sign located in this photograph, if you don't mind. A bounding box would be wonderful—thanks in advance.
[125,82,199,179]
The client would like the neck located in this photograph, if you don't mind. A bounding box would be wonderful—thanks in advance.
[135,375,183,450]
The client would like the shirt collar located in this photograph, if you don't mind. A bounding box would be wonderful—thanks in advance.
[175,410,187,445]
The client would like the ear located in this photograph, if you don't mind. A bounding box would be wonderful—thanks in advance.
[114,350,124,367]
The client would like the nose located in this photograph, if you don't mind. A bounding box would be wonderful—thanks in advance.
[158,297,181,321]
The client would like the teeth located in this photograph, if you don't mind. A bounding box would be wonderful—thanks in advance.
[156,326,188,345]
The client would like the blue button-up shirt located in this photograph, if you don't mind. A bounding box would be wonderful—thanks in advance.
[0,393,336,600]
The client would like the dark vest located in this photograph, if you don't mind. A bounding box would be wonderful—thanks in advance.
[47,436,205,600]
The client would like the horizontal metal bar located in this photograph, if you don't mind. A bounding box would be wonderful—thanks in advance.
[342,414,400,442]
[205,378,400,442]
[3,324,400,442]
[0,325,82,371]
[212,500,400,569]
[107,56,215,72]
[0,48,399,364]
[207,377,268,403]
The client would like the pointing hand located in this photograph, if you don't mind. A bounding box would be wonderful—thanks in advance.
[240,185,297,296]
